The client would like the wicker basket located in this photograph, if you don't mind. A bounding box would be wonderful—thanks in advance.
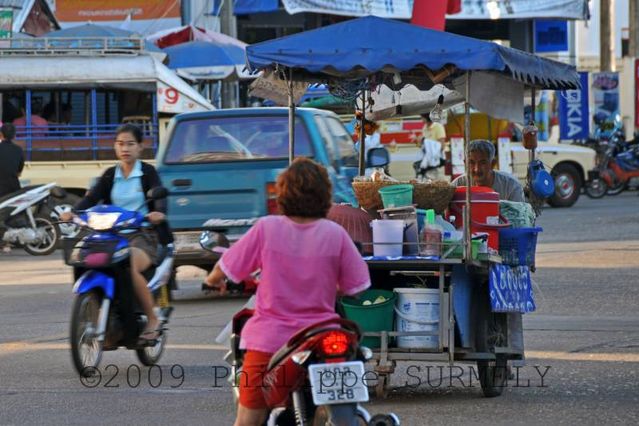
[352,181,403,211]
[412,181,455,214]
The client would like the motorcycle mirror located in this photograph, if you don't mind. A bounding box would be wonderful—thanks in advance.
[199,231,229,253]
[147,187,168,200]
[50,186,67,199]
[367,147,390,168]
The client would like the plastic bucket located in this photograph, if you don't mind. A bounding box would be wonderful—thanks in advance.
[340,290,396,348]
[378,184,413,208]
[394,288,440,349]
[371,219,404,257]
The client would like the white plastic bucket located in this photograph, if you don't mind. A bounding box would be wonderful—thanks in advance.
[394,288,440,349]
[371,219,404,257]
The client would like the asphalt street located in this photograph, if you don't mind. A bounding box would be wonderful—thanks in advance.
[0,192,638,425]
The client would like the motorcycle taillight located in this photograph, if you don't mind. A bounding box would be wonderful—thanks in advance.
[265,182,279,215]
[320,331,350,357]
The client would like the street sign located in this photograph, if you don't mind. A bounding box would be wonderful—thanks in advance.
[558,72,589,140]
[534,19,568,53]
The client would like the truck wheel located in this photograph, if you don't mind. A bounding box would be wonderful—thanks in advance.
[548,164,581,208]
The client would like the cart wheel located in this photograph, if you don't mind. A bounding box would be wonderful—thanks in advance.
[375,374,388,399]
[477,355,508,397]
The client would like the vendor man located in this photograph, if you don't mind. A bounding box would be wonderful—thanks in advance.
[452,139,525,202]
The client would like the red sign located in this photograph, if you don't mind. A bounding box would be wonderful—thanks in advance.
[56,0,180,22]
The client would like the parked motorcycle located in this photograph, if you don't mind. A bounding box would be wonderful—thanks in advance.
[200,231,399,426]
[65,188,174,377]
[0,183,64,255]
[586,143,639,199]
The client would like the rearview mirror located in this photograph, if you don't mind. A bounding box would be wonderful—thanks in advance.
[199,231,230,253]
[147,187,168,200]
[367,147,390,168]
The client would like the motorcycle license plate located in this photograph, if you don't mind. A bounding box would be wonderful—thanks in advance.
[308,361,369,406]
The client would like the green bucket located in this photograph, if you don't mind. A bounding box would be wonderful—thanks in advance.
[340,289,396,348]
[378,184,413,208]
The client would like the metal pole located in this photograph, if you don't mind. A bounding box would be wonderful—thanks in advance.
[220,0,238,107]
[288,68,295,164]
[358,90,367,176]
[464,72,471,261]
[529,87,536,163]
[90,89,98,161]
[600,0,616,71]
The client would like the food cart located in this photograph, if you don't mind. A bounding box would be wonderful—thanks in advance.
[245,16,580,398]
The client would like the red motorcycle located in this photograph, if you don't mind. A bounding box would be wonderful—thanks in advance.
[220,308,399,426]
[586,144,639,198]
[200,231,399,426]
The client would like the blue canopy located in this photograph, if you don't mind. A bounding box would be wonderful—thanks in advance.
[246,16,579,90]
[45,23,163,53]
[163,40,252,81]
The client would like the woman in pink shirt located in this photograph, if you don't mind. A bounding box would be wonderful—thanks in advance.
[204,157,370,426]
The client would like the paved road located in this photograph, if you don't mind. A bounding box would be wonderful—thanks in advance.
[1,193,638,425]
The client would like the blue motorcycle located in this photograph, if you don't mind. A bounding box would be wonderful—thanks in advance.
[64,189,174,377]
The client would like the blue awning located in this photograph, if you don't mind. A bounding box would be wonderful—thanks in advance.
[233,0,279,15]
[246,16,580,90]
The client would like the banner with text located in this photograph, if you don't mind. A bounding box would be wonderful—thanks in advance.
[55,0,180,22]
[282,0,412,18]
[448,0,588,20]
[558,72,589,140]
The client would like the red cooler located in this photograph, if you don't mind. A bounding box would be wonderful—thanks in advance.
[448,186,508,251]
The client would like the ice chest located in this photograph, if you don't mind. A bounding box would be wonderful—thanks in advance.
[449,186,508,251]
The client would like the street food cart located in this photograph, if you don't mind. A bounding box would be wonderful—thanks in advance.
[245,16,580,398]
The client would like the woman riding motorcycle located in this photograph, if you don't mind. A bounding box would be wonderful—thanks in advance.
[61,124,170,343]
[204,157,371,426]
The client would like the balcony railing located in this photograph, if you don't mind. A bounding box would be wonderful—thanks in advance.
[14,123,158,161]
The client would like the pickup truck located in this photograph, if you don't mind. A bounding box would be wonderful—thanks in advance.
[155,107,360,271]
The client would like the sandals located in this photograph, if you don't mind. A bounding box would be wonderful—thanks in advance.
[138,324,162,345]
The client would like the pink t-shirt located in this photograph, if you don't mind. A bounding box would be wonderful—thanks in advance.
[219,215,371,354]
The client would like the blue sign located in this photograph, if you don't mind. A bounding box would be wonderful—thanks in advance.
[489,265,536,314]
[233,0,279,15]
[558,72,589,140]
[534,19,568,53]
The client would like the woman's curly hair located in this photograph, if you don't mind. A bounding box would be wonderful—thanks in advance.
[276,157,332,218]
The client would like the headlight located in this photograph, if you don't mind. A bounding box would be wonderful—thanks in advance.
[87,212,122,231]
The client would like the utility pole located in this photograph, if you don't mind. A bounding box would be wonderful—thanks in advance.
[220,0,238,108]
[630,0,639,58]
[600,0,615,71]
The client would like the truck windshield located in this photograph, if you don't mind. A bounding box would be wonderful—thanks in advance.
[165,116,313,163]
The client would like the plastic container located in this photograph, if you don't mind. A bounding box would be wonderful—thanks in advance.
[449,186,508,251]
[416,208,427,232]
[443,238,480,259]
[378,184,413,208]
[394,288,440,349]
[371,219,404,257]
[419,209,442,258]
[340,290,396,348]
[498,227,543,266]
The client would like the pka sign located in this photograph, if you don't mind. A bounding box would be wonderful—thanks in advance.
[558,72,589,140]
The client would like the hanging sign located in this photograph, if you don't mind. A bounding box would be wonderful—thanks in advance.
[558,72,589,140]
[282,0,412,18]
